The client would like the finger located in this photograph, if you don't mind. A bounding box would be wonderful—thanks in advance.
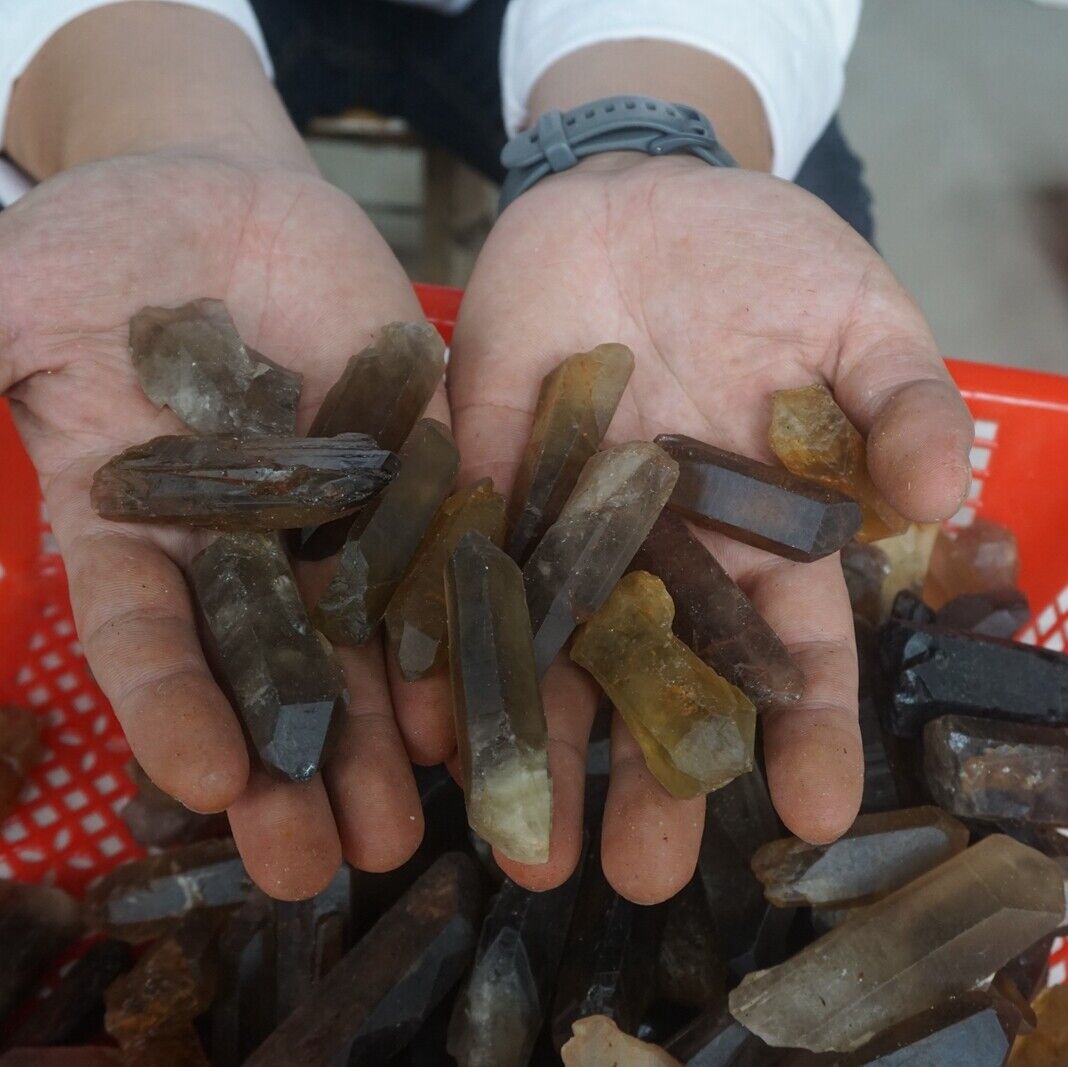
[228,764,342,900]
[492,659,596,892]
[744,551,862,844]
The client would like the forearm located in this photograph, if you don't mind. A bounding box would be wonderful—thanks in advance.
[527,40,772,172]
[5,2,310,179]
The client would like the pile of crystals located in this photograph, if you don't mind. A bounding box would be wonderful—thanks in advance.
[1,298,1054,1064]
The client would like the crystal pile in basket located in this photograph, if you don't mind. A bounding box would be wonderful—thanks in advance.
[38,296,1065,1064]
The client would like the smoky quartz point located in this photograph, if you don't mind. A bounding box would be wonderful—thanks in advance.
[385,479,507,681]
[632,510,803,711]
[317,418,459,645]
[923,715,1068,826]
[751,806,969,909]
[524,442,679,678]
[573,571,756,798]
[92,433,397,529]
[925,518,1020,609]
[0,704,42,820]
[877,524,939,618]
[130,300,301,435]
[190,532,346,781]
[445,531,552,864]
[657,434,861,562]
[729,835,1067,1053]
[506,344,634,565]
[245,852,482,1067]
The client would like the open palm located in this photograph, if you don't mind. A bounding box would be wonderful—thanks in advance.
[443,156,974,902]
[0,151,440,899]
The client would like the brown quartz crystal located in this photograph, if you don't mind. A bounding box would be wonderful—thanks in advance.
[524,442,679,678]
[561,1016,683,1067]
[769,383,908,542]
[506,344,634,564]
[751,806,969,909]
[317,418,459,645]
[385,480,507,681]
[631,510,803,711]
[925,518,1021,608]
[130,300,301,436]
[841,541,891,626]
[657,434,861,562]
[730,835,1067,1052]
[0,705,42,819]
[572,571,756,798]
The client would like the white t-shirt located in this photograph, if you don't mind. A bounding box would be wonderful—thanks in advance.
[0,0,860,203]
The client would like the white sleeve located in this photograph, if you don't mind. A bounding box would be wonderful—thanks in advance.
[0,0,272,151]
[500,0,862,180]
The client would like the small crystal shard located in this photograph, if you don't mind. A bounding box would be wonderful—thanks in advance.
[130,300,301,435]
[632,510,803,711]
[297,321,446,558]
[769,383,908,542]
[244,852,482,1067]
[751,806,969,909]
[385,480,507,681]
[1008,984,1068,1067]
[447,862,585,1067]
[0,704,42,819]
[937,587,1030,638]
[841,542,891,627]
[190,532,346,780]
[924,715,1068,826]
[561,1016,683,1066]
[506,344,634,564]
[878,523,940,617]
[880,618,1068,738]
[524,442,679,677]
[316,418,459,645]
[0,883,84,1018]
[572,571,756,798]
[92,433,397,529]
[729,835,1067,1052]
[9,937,134,1047]
[86,838,251,942]
[657,434,861,562]
[445,531,552,863]
[551,856,664,1052]
[120,761,229,848]
[925,518,1020,608]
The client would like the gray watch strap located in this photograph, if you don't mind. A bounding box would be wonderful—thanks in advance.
[499,96,736,211]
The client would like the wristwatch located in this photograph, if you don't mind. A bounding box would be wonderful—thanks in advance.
[499,95,736,212]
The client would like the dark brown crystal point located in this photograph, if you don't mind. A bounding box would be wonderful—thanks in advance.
[297,321,446,559]
[244,852,482,1067]
[506,344,634,564]
[0,704,42,819]
[632,510,804,711]
[524,442,679,678]
[317,419,459,645]
[130,300,301,435]
[656,433,862,562]
[924,715,1068,826]
[936,587,1030,638]
[191,533,346,781]
[91,433,397,529]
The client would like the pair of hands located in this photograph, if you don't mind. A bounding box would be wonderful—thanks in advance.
[0,145,973,902]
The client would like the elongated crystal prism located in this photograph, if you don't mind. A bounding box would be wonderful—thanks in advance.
[730,836,1067,1053]
[130,300,301,435]
[507,344,634,564]
[446,531,552,863]
[0,704,42,820]
[937,587,1029,638]
[632,511,803,711]
[656,879,725,1009]
[525,442,678,678]
[561,1016,683,1066]
[657,434,861,562]
[190,532,346,780]
[925,518,1020,609]
[751,806,969,909]
[769,383,908,542]
[572,571,756,798]
[924,715,1068,826]
[92,433,396,529]
[385,480,506,681]
[317,419,459,645]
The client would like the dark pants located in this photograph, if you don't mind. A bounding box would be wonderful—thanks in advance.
[252,0,875,242]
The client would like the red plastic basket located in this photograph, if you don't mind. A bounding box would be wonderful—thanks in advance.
[0,284,1065,980]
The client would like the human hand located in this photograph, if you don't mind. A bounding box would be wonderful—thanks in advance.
[441,154,973,903]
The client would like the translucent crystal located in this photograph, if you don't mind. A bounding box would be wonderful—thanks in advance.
[878,523,940,617]
[841,542,891,627]
[925,518,1020,609]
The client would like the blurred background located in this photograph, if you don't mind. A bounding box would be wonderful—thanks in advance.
[309,0,1068,373]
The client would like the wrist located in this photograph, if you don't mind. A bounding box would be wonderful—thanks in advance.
[5,3,312,179]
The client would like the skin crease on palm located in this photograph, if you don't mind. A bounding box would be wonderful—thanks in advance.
[0,69,974,906]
